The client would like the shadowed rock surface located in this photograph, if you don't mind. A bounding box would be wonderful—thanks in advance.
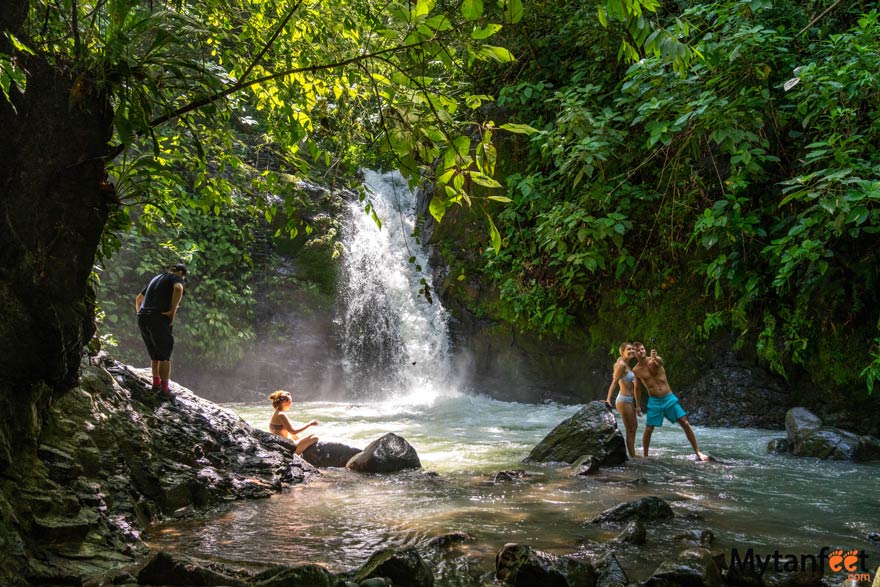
[346,433,421,473]
[527,401,627,467]
[590,496,674,526]
[352,547,434,587]
[302,441,363,468]
[495,543,597,587]
[644,548,723,587]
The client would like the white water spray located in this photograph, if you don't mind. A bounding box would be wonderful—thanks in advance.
[337,170,454,403]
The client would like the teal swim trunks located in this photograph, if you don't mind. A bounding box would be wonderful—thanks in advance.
[646,393,687,427]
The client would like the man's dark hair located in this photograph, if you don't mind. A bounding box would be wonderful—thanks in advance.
[632,341,644,347]
[171,263,187,276]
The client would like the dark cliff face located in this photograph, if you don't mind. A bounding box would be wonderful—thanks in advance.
[0,357,315,585]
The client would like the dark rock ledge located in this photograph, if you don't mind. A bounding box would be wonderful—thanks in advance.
[0,355,318,586]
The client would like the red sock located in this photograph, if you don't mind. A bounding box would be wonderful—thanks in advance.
[160,379,170,392]
[152,376,160,387]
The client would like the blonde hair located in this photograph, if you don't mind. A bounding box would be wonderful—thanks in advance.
[268,390,292,409]
[618,342,632,359]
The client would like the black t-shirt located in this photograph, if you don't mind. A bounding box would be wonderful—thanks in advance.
[138,272,185,314]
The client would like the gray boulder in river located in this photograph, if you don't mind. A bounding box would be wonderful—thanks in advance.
[782,407,880,461]
[526,401,627,467]
[346,432,421,473]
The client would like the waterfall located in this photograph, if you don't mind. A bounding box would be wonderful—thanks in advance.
[337,170,452,401]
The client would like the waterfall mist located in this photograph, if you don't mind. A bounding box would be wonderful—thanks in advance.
[337,170,453,402]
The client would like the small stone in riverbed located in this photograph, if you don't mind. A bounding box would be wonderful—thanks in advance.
[590,496,674,526]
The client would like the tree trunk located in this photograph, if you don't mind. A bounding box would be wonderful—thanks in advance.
[0,5,115,473]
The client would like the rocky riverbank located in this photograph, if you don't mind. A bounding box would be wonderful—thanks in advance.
[0,355,317,586]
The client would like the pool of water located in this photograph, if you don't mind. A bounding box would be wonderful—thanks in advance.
[146,393,880,584]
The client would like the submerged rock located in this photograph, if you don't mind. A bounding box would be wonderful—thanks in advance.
[301,441,363,468]
[526,401,627,467]
[590,496,674,526]
[353,547,434,587]
[611,520,647,546]
[495,543,596,587]
[427,531,476,549]
[346,433,421,473]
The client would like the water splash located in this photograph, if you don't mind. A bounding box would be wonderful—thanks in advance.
[337,170,453,403]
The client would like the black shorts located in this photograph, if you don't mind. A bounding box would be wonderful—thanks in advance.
[138,312,174,361]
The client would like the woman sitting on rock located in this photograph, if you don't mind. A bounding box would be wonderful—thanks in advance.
[605,342,641,458]
[268,390,319,455]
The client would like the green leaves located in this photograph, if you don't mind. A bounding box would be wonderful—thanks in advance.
[462,0,484,21]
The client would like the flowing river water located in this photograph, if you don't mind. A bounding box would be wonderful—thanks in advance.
[146,171,880,584]
[145,397,880,584]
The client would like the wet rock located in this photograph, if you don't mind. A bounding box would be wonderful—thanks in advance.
[2,358,318,584]
[250,564,338,587]
[611,520,646,545]
[767,438,791,455]
[527,402,627,467]
[353,547,434,587]
[358,578,392,587]
[868,532,880,544]
[575,455,603,476]
[644,548,723,587]
[427,531,476,548]
[590,497,674,526]
[785,408,880,461]
[136,551,245,586]
[488,470,530,484]
[674,529,714,547]
[346,433,421,473]
[596,552,628,587]
[785,408,823,448]
[495,543,596,587]
[301,441,363,468]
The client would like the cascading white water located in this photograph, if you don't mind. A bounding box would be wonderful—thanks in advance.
[337,170,453,402]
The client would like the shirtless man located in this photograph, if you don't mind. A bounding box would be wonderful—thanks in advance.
[632,341,709,461]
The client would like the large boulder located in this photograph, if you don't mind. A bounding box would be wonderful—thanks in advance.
[595,553,628,587]
[784,408,880,461]
[301,441,362,468]
[678,363,790,428]
[346,433,421,473]
[353,547,434,587]
[526,402,627,466]
[785,408,823,449]
[590,497,674,526]
[644,548,723,587]
[495,543,596,587]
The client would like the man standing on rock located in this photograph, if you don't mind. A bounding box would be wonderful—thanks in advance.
[135,263,188,395]
[632,341,709,461]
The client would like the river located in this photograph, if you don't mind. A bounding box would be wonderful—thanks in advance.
[146,395,880,584]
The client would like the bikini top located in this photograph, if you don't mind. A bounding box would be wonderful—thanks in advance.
[622,369,635,383]
[270,423,284,432]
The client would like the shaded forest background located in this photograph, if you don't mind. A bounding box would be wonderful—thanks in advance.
[91,0,880,426]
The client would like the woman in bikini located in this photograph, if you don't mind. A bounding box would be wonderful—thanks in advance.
[605,342,641,458]
[268,390,319,455]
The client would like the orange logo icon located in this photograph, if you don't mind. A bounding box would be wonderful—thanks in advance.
[829,550,862,573]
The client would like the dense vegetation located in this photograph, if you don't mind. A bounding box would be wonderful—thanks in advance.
[441,0,880,398]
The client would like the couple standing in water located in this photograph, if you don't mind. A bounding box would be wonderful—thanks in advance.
[606,341,709,461]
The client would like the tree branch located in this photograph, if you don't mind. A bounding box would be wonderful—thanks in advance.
[238,0,304,85]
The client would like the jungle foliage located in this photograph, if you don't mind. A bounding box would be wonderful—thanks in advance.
[477,0,880,392]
